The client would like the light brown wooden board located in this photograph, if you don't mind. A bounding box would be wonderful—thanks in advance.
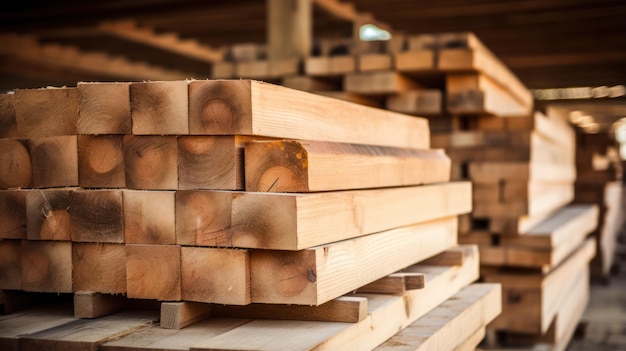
[0,190,27,239]
[395,50,436,72]
[187,80,430,149]
[0,240,22,290]
[130,81,188,135]
[14,87,78,138]
[281,76,340,92]
[78,82,131,134]
[469,162,576,183]
[385,89,442,115]
[356,273,425,294]
[0,93,17,138]
[21,240,72,293]
[29,135,79,188]
[26,189,71,241]
[374,283,501,351]
[0,304,75,351]
[358,53,392,72]
[189,245,479,351]
[77,135,125,188]
[74,291,128,319]
[345,71,421,95]
[70,189,124,243]
[73,243,126,294]
[250,216,458,305]
[123,135,178,190]
[123,190,176,245]
[126,245,181,301]
[0,139,31,189]
[244,140,450,192]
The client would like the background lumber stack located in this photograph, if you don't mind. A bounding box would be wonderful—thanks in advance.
[0,79,501,350]
[573,130,624,279]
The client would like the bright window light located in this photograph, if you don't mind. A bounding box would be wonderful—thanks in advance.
[359,24,391,41]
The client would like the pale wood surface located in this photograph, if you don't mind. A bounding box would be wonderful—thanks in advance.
[21,241,72,293]
[123,136,178,190]
[188,80,430,149]
[160,302,212,330]
[126,245,181,301]
[14,87,78,138]
[72,243,126,294]
[245,140,450,192]
[77,82,131,134]
[386,89,442,115]
[29,135,79,188]
[123,190,176,245]
[356,273,425,294]
[345,71,420,95]
[0,139,31,189]
[130,81,188,135]
[77,135,125,188]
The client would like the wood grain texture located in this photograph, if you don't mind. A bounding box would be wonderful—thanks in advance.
[123,135,178,190]
[356,273,425,294]
[26,189,71,241]
[160,301,212,330]
[232,182,471,250]
[126,244,181,301]
[0,240,22,290]
[70,190,124,243]
[123,190,176,245]
[14,87,79,138]
[0,304,75,351]
[72,243,126,294]
[78,82,131,134]
[250,216,458,305]
[77,135,125,188]
[188,80,430,149]
[0,190,27,239]
[21,240,72,293]
[0,93,17,138]
[74,291,128,319]
[29,135,79,188]
[175,190,232,246]
[244,140,450,192]
[177,136,244,190]
[130,81,189,135]
[181,247,250,305]
[0,139,31,189]
[469,162,576,183]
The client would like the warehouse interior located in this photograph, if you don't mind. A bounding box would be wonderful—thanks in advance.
[1,1,626,350]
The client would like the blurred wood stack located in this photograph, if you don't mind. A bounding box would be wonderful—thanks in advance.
[573,130,623,279]
[208,30,605,350]
[0,80,501,350]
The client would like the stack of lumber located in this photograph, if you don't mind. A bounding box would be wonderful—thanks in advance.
[0,80,501,350]
[574,130,623,278]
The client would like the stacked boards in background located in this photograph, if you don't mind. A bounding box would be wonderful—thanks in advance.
[573,130,623,279]
[0,79,501,350]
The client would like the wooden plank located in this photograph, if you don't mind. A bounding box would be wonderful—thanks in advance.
[77,82,131,135]
[130,81,189,135]
[345,71,420,95]
[175,190,232,247]
[72,243,126,294]
[21,240,72,293]
[189,245,480,351]
[419,247,465,266]
[385,90,442,115]
[358,53,392,72]
[19,310,157,351]
[281,75,339,92]
[250,216,458,305]
[395,50,436,72]
[188,80,430,149]
[469,162,576,183]
[446,73,529,117]
[181,247,250,305]
[0,139,31,189]
[212,296,367,323]
[126,244,181,301]
[160,302,213,330]
[123,190,176,245]
[0,190,27,239]
[231,181,471,250]
[77,135,125,188]
[26,189,71,241]
[268,58,300,78]
[244,140,450,192]
[74,291,127,319]
[14,87,78,138]
[0,240,22,290]
[123,135,178,190]
[329,55,356,74]
[356,273,425,294]
[29,135,79,188]
[0,304,75,351]
[178,136,248,190]
[374,283,501,351]
[304,56,331,76]
[316,91,383,107]
[0,93,17,138]
[70,190,124,243]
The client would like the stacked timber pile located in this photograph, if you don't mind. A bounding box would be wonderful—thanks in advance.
[207,30,602,350]
[0,80,501,351]
[573,130,623,279]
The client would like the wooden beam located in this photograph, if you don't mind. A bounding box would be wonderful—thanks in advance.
[21,241,73,293]
[130,81,189,135]
[77,135,126,188]
[356,273,425,294]
[0,139,31,190]
[74,291,127,319]
[72,243,127,294]
[267,0,312,60]
[14,87,78,138]
[29,135,79,188]
[123,190,176,245]
[77,82,131,135]
[26,189,71,241]
[160,301,213,330]
[0,190,27,239]
[0,240,22,290]
[244,140,450,192]
[70,190,124,243]
[123,136,178,190]
[125,244,181,301]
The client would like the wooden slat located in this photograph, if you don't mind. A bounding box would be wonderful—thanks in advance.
[29,135,79,188]
[0,304,75,351]
[26,189,71,241]
[125,244,181,301]
[77,135,125,188]
[189,245,479,351]
[123,190,176,245]
[70,190,124,243]
[0,190,27,239]
[14,87,78,138]
[21,241,72,293]
[123,136,178,190]
[374,283,501,351]
[345,71,420,95]
[356,273,425,294]
[0,139,31,189]
[231,182,471,250]
[244,140,450,192]
[72,243,126,294]
[77,82,131,135]
[187,80,430,149]
[419,247,466,266]
[130,81,189,135]
[74,291,127,319]
[250,216,458,305]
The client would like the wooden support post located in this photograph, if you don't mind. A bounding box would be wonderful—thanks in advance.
[244,140,450,192]
[14,87,79,138]
[21,240,73,293]
[267,0,312,60]
[0,139,31,189]
[123,190,176,245]
[0,190,27,239]
[70,190,124,243]
[130,81,189,135]
[29,135,79,188]
[72,243,127,294]
[26,189,71,241]
[78,82,131,134]
[74,291,128,319]
[160,301,212,330]
[126,244,181,301]
[123,136,178,190]
[77,135,125,188]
